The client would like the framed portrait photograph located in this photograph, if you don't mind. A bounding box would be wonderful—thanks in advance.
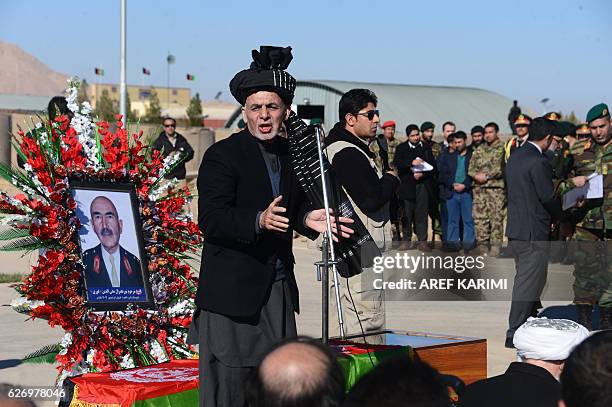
[71,181,154,311]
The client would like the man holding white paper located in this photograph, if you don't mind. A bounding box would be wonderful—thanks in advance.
[561,102,612,330]
[394,124,437,251]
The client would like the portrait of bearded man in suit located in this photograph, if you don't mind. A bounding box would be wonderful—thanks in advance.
[82,196,144,289]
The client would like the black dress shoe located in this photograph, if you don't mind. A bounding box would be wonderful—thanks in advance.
[505,337,515,349]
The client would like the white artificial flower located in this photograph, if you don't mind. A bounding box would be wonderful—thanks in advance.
[10,297,45,313]
[120,354,135,369]
[150,340,169,363]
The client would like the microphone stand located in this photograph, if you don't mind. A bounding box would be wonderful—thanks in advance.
[313,125,346,344]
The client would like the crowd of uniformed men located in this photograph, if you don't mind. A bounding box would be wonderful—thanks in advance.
[367,103,612,330]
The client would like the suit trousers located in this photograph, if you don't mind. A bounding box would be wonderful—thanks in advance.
[402,184,429,242]
[507,240,550,340]
[196,279,296,407]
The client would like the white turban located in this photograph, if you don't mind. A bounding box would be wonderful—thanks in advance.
[513,317,589,361]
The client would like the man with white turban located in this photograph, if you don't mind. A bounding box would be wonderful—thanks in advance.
[461,317,589,407]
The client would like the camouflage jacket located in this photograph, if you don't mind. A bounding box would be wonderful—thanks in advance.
[370,137,400,171]
[468,138,505,188]
[425,140,442,159]
[550,140,573,182]
[561,138,612,230]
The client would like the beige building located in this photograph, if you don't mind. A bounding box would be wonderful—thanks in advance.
[88,83,191,111]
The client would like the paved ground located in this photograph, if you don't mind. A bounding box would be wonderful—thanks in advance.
[0,238,574,403]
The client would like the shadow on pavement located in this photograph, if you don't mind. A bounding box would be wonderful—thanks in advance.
[0,359,22,369]
[539,304,601,330]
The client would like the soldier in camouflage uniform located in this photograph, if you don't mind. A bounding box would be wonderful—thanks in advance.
[549,122,574,185]
[548,121,575,263]
[370,120,402,239]
[468,121,506,255]
[370,120,400,172]
[561,103,612,329]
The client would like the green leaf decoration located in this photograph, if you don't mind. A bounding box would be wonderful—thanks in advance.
[0,227,30,241]
[22,343,60,364]
[0,236,42,252]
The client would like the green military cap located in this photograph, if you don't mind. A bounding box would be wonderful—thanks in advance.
[237,118,246,128]
[586,102,610,124]
[310,117,322,125]
[420,121,435,132]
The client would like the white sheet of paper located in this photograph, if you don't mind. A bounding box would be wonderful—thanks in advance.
[562,173,603,210]
[411,158,433,173]
[586,173,603,199]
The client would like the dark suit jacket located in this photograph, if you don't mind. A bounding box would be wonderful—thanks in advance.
[505,142,561,241]
[462,362,560,407]
[196,130,316,318]
[393,141,437,201]
[151,132,195,180]
[437,149,473,200]
[83,244,143,288]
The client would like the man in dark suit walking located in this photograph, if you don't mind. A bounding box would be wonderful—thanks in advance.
[83,196,143,289]
[505,117,562,347]
[193,46,352,407]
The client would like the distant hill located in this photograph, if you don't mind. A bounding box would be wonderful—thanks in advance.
[0,41,68,96]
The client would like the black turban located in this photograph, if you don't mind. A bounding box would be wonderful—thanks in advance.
[229,46,297,106]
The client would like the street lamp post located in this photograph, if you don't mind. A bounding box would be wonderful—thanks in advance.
[540,98,550,115]
[166,53,175,110]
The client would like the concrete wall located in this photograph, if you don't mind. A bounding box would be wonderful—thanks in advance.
[6,114,216,180]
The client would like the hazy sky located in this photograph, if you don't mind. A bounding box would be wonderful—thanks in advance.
[1,0,611,119]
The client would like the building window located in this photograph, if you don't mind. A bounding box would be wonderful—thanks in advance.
[172,89,178,96]
[111,86,117,93]
[139,89,151,99]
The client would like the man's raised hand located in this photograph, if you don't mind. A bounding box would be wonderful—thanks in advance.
[305,209,354,242]
[259,195,289,232]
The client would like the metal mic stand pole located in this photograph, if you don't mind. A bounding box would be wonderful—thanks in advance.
[313,126,346,344]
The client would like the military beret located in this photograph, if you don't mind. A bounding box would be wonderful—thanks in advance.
[586,103,609,124]
[514,114,532,126]
[544,112,560,121]
[381,120,396,129]
[420,121,435,132]
[575,122,590,135]
[229,46,296,106]
[470,125,484,134]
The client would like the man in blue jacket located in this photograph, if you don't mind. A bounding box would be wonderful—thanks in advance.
[437,131,475,251]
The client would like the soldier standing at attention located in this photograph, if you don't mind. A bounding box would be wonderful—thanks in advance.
[468,122,505,256]
[575,122,592,141]
[370,120,400,172]
[469,125,485,151]
[370,120,402,240]
[504,114,531,162]
[561,103,612,330]
[420,121,443,240]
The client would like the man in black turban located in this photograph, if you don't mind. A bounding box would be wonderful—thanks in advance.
[191,46,353,407]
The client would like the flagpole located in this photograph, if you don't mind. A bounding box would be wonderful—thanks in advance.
[119,0,127,121]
